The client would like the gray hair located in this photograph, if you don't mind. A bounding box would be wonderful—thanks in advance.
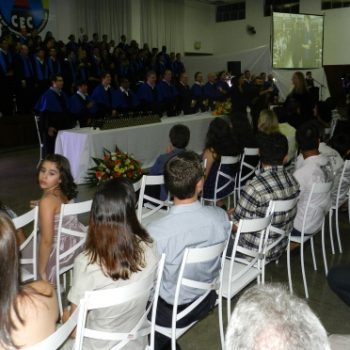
[225,284,330,350]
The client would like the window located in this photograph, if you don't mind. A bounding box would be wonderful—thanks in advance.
[216,2,245,22]
[264,0,300,17]
[321,0,350,9]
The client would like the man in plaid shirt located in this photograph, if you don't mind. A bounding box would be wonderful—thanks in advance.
[231,132,300,262]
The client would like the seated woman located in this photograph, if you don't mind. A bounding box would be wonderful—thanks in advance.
[63,178,159,349]
[258,109,297,163]
[33,154,86,284]
[0,213,58,349]
[202,118,240,202]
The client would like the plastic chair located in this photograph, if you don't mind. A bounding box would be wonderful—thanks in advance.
[262,197,299,283]
[34,115,44,167]
[136,175,171,225]
[13,206,39,283]
[155,241,229,350]
[287,182,333,299]
[202,155,240,207]
[24,306,79,350]
[329,160,350,254]
[74,254,166,350]
[237,148,260,199]
[221,214,273,323]
[56,200,92,317]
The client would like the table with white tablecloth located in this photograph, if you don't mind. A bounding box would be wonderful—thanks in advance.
[55,112,214,184]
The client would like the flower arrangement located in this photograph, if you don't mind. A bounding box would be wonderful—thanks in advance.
[212,100,232,116]
[87,148,143,184]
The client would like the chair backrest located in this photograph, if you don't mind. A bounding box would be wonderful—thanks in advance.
[13,206,39,282]
[334,160,350,208]
[212,156,240,202]
[237,148,260,199]
[56,200,91,316]
[171,240,228,347]
[74,255,165,350]
[264,197,299,255]
[301,181,333,235]
[34,115,43,165]
[24,306,79,350]
[136,175,170,222]
[225,214,273,321]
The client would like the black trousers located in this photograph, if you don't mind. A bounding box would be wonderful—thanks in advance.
[152,290,217,350]
[327,265,350,307]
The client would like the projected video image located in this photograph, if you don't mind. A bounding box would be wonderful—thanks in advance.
[273,12,323,69]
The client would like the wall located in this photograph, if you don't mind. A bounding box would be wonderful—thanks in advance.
[183,0,214,54]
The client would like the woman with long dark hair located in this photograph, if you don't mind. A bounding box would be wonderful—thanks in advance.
[202,118,240,201]
[63,178,158,349]
[33,154,86,283]
[0,213,58,349]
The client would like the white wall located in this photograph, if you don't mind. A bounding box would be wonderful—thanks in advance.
[183,0,214,54]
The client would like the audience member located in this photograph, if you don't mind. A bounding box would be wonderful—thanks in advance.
[231,132,299,261]
[63,178,158,349]
[147,151,230,350]
[0,213,58,349]
[202,118,240,203]
[257,109,280,134]
[292,121,333,237]
[33,154,86,284]
[226,284,330,350]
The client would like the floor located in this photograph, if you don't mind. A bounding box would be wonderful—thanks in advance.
[1,146,350,349]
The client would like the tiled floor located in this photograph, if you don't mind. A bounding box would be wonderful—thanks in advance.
[1,146,350,349]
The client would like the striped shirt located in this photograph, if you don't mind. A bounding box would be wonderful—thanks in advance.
[233,165,300,261]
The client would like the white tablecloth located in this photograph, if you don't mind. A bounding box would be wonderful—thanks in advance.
[55,112,214,184]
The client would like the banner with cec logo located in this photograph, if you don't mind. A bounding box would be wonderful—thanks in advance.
[0,0,49,36]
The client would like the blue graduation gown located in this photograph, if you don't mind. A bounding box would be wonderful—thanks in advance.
[91,84,114,117]
[70,92,93,127]
[137,82,158,112]
[112,88,139,113]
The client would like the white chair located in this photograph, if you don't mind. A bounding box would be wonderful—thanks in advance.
[24,306,80,350]
[74,254,166,350]
[237,148,260,199]
[329,160,350,254]
[56,200,92,317]
[34,115,44,167]
[136,175,171,225]
[287,182,333,299]
[221,214,273,323]
[13,206,39,282]
[262,197,299,283]
[202,155,240,207]
[155,241,229,350]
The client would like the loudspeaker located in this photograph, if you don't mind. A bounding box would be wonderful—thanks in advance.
[227,61,241,76]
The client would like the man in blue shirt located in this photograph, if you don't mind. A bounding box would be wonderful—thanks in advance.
[147,151,230,349]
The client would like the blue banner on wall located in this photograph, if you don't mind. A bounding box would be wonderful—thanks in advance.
[0,0,49,35]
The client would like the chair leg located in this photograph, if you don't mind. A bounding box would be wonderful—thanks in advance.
[218,297,225,349]
[328,210,335,255]
[301,241,309,299]
[335,206,343,253]
[321,223,328,275]
[287,240,293,294]
[310,237,317,271]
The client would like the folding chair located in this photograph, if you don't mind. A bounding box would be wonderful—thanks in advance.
[155,241,229,350]
[74,254,166,350]
[13,206,39,283]
[56,200,91,317]
[137,175,171,225]
[329,160,350,254]
[221,214,273,323]
[34,115,44,167]
[287,182,333,298]
[24,306,80,350]
[262,197,299,283]
[236,148,260,199]
[202,155,240,207]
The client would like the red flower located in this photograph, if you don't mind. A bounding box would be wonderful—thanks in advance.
[96,171,104,178]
